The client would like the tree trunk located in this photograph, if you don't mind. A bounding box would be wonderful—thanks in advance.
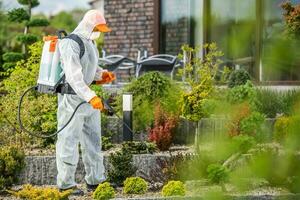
[23,0,32,55]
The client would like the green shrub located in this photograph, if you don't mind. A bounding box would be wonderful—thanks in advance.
[2,52,24,62]
[107,148,137,186]
[228,69,251,88]
[227,81,256,104]
[181,82,214,121]
[253,89,300,118]
[273,116,292,142]
[123,177,148,194]
[26,18,49,27]
[9,184,72,200]
[8,8,30,22]
[148,103,178,151]
[232,135,256,153]
[161,180,185,197]
[122,141,156,154]
[179,43,224,121]
[207,164,229,185]
[118,72,182,131]
[2,62,15,71]
[240,112,265,137]
[18,0,40,7]
[0,145,25,190]
[16,34,39,45]
[101,136,114,151]
[253,89,283,118]
[282,90,300,116]
[0,42,57,147]
[93,182,115,200]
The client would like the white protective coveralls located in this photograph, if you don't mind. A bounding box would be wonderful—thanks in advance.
[56,10,106,189]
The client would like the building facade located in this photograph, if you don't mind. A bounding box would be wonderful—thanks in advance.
[91,0,300,84]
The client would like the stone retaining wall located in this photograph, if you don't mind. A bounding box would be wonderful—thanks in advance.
[18,154,170,185]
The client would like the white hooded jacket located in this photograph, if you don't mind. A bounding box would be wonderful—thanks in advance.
[59,10,106,102]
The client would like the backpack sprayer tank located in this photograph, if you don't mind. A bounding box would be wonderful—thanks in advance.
[37,35,63,94]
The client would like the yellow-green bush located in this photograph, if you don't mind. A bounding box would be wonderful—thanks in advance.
[0,41,57,147]
[273,116,292,142]
[123,177,148,195]
[161,180,186,197]
[0,145,25,190]
[93,182,115,200]
[9,184,72,200]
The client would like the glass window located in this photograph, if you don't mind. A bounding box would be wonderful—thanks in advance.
[159,0,203,55]
[209,0,256,75]
[262,0,300,82]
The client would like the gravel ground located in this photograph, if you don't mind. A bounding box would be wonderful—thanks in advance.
[0,182,295,200]
[0,184,161,200]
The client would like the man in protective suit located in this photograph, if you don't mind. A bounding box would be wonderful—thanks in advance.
[56,10,115,195]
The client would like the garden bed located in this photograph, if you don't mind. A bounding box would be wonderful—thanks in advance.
[1,181,299,200]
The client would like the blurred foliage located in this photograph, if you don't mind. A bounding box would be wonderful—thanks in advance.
[240,112,265,140]
[123,177,148,195]
[281,1,300,38]
[26,18,49,27]
[17,0,40,7]
[227,69,251,88]
[9,184,72,200]
[8,8,30,23]
[227,81,256,104]
[273,116,292,143]
[2,52,24,62]
[0,145,25,190]
[50,11,77,33]
[207,164,229,187]
[16,34,39,45]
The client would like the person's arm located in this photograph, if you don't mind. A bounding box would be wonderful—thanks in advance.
[59,39,96,102]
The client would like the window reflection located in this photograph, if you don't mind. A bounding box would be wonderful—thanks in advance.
[160,0,203,55]
[262,0,300,82]
[159,0,300,83]
[210,0,256,75]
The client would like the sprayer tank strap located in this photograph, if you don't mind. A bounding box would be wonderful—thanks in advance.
[64,34,85,59]
[57,34,85,95]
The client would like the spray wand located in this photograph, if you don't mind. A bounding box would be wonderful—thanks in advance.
[18,86,134,138]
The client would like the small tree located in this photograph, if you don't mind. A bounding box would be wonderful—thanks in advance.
[3,0,49,75]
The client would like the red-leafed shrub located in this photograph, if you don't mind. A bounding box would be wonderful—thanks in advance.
[148,104,178,151]
[228,103,251,137]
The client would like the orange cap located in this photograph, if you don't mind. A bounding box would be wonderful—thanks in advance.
[94,24,111,33]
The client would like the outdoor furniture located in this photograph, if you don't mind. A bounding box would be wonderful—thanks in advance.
[135,49,178,79]
[98,50,136,83]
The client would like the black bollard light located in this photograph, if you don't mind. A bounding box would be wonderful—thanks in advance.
[123,93,133,141]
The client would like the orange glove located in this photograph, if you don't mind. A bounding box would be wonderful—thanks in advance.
[89,96,104,111]
[96,71,116,84]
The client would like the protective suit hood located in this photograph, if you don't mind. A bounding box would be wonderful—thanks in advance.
[72,10,107,40]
